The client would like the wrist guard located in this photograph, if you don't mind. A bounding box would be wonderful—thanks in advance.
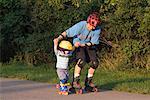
[85,42,93,46]
[58,34,65,41]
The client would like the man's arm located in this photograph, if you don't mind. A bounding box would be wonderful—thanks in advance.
[53,31,67,51]
[56,31,67,41]
[79,29,112,47]
[79,42,94,47]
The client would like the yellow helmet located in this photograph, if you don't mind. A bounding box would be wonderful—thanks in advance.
[59,40,73,51]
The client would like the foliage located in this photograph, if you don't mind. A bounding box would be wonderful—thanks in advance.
[104,0,150,69]
[99,46,128,70]
[0,0,150,69]
[0,63,57,83]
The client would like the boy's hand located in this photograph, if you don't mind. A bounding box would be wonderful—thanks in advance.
[53,38,58,47]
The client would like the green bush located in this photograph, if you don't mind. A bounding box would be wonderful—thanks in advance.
[1,0,150,70]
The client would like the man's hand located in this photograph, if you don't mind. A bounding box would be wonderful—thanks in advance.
[80,43,86,47]
[74,42,86,47]
[74,42,80,48]
[74,42,93,47]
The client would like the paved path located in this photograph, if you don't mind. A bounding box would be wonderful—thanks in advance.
[0,78,150,100]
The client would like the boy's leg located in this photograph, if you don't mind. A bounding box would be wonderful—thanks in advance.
[57,69,69,95]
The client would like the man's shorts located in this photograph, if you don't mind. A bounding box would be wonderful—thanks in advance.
[75,46,98,63]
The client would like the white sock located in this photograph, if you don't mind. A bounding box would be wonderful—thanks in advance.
[74,73,80,78]
[87,73,93,78]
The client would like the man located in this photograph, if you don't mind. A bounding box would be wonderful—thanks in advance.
[55,12,103,93]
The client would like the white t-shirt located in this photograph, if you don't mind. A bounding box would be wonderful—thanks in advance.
[54,46,70,69]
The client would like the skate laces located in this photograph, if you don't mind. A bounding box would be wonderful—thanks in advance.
[85,77,95,87]
[73,77,81,88]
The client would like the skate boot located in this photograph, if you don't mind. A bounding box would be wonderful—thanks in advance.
[84,77,98,92]
[58,79,69,95]
[56,83,70,89]
[69,77,83,94]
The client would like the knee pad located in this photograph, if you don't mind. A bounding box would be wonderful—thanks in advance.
[77,59,86,68]
[90,61,99,69]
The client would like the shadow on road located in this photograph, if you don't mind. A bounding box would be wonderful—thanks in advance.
[97,77,150,92]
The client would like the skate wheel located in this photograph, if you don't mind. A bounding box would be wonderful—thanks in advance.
[94,88,98,92]
[84,86,98,92]
[76,91,79,94]
[79,89,83,94]
[58,91,62,95]
[69,87,76,93]
[76,89,83,94]
[56,84,60,89]
[62,92,68,95]
[84,87,92,92]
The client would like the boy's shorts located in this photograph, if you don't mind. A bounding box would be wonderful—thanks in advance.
[57,69,69,80]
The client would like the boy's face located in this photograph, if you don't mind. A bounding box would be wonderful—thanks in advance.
[64,51,70,54]
[59,50,72,56]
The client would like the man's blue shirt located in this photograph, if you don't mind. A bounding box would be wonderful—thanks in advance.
[66,21,101,45]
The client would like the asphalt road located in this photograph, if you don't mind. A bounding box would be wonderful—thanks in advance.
[0,78,150,100]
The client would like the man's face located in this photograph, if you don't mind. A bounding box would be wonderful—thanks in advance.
[87,23,96,31]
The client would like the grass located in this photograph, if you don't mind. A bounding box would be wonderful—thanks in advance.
[0,63,58,83]
[0,63,150,94]
[94,69,150,94]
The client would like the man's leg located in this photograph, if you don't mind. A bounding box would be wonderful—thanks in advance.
[74,47,86,79]
[87,46,99,78]
[87,67,95,78]
[74,59,83,78]
[72,48,86,94]
[85,47,99,92]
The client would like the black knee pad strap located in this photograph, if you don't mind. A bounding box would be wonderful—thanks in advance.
[77,59,86,68]
[90,61,99,69]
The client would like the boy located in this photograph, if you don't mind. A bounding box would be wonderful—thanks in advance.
[53,39,74,95]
